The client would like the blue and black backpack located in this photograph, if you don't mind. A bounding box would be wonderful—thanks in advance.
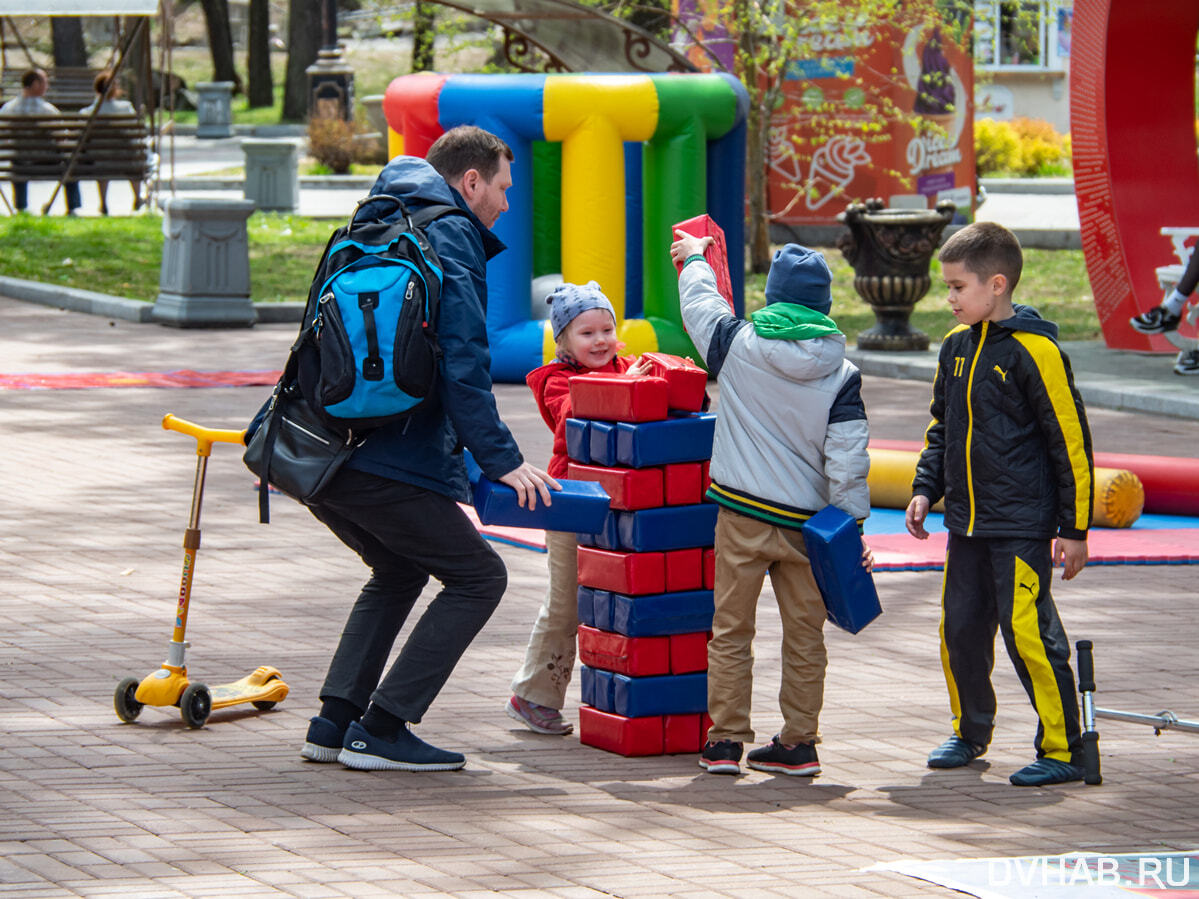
[296,194,466,431]
[245,194,465,522]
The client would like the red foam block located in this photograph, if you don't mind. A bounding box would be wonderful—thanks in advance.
[577,625,670,676]
[579,705,664,756]
[669,631,710,674]
[569,373,670,423]
[673,214,735,314]
[665,547,703,592]
[640,352,708,413]
[703,548,715,590]
[663,713,713,755]
[578,546,666,595]
[568,462,663,511]
[664,462,703,506]
[701,461,711,495]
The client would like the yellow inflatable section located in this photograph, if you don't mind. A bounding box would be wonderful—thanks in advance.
[867,448,1144,529]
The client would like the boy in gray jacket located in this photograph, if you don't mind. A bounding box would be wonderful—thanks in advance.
[670,232,872,777]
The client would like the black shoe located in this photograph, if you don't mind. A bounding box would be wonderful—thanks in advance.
[1009,757,1084,786]
[927,736,986,768]
[746,736,821,776]
[1129,305,1182,334]
[300,715,346,763]
[338,721,466,771]
[1174,349,1199,376]
[698,739,743,775]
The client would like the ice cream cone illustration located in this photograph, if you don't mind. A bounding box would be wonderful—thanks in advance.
[805,135,872,211]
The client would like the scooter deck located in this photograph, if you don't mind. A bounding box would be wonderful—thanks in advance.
[209,666,289,710]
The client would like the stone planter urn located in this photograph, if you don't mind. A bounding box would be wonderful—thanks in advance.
[837,198,956,351]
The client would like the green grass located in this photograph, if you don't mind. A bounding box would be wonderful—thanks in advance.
[746,247,1102,343]
[0,214,331,304]
[0,216,1102,341]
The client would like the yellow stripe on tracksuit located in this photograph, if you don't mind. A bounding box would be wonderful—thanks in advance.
[937,565,964,736]
[963,322,990,534]
[1009,555,1072,761]
[1012,332,1093,533]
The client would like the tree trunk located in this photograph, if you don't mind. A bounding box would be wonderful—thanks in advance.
[50,17,88,68]
[246,0,274,107]
[199,0,243,92]
[746,96,772,273]
[411,1,435,73]
[123,17,153,113]
[282,0,322,120]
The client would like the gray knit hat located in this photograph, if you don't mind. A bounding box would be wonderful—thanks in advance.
[546,280,616,339]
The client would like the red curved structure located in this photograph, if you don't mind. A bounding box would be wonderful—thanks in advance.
[1070,0,1199,352]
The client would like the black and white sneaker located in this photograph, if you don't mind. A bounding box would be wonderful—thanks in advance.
[1174,349,1199,376]
[746,736,821,776]
[1129,305,1182,334]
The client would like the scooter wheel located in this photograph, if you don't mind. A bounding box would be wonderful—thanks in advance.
[114,677,143,722]
[180,683,212,728]
[252,700,277,710]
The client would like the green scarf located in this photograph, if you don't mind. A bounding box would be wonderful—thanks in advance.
[750,302,843,340]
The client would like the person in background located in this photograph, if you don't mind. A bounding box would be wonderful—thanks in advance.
[79,70,143,215]
[0,68,81,215]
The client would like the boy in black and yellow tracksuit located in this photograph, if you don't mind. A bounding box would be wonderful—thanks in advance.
[906,222,1094,787]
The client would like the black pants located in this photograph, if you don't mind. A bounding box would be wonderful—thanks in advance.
[939,533,1082,764]
[307,468,507,724]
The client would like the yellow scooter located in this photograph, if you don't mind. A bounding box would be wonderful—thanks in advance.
[114,414,289,728]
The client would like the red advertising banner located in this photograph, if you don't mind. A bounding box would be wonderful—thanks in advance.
[766,16,975,226]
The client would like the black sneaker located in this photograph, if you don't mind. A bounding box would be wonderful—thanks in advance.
[300,715,346,763]
[1174,349,1199,376]
[927,735,987,768]
[699,739,743,775]
[1009,757,1084,786]
[1129,305,1182,334]
[338,720,466,772]
[746,736,821,776]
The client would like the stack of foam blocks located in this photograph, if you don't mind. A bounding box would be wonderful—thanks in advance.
[565,355,720,756]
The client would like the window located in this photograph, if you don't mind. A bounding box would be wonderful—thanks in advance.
[974,0,1069,70]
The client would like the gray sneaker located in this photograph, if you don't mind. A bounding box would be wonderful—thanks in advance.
[1174,349,1199,376]
[1130,305,1182,334]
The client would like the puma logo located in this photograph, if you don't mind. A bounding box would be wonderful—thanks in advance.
[1017,579,1037,595]
[993,365,1008,382]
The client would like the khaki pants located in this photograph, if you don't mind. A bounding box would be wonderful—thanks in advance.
[510,530,579,709]
[707,507,827,746]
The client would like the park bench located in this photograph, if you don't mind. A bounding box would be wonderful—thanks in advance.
[0,66,99,111]
[0,113,154,213]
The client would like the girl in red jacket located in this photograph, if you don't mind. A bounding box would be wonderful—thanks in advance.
[507,281,648,734]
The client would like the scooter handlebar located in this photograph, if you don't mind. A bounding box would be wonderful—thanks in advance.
[162,414,247,453]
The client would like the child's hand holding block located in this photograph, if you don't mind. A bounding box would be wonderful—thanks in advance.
[673,213,735,314]
[639,352,707,412]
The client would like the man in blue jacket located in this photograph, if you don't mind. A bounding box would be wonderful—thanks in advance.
[300,125,557,772]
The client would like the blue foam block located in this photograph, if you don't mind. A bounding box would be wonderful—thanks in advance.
[589,420,618,466]
[616,504,718,552]
[578,510,620,550]
[611,589,714,636]
[565,418,591,464]
[580,665,616,711]
[615,412,716,468]
[801,504,882,634]
[613,671,708,717]
[464,450,611,533]
[578,586,614,630]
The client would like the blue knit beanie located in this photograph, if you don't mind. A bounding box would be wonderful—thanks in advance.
[547,280,616,339]
[764,244,833,314]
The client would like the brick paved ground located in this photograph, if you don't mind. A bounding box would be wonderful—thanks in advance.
[1,296,1196,898]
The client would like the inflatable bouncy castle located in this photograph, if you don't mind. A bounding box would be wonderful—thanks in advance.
[381,73,749,382]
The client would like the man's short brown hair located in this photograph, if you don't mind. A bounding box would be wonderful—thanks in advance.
[426,125,513,184]
[938,221,1024,295]
[21,68,46,90]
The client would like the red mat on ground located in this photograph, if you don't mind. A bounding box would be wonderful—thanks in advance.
[0,370,282,390]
